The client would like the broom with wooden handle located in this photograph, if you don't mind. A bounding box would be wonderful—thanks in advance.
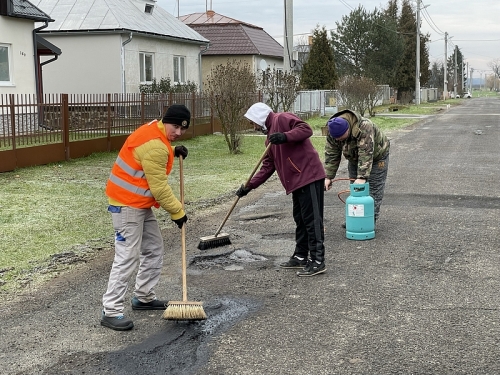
[163,155,207,321]
[197,143,272,250]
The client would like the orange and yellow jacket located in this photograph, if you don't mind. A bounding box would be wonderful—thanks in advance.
[105,120,185,220]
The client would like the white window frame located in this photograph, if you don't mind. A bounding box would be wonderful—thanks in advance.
[0,43,13,86]
[139,52,154,83]
[173,55,186,84]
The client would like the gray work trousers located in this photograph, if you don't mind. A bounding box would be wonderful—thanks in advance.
[348,152,390,221]
[102,206,164,317]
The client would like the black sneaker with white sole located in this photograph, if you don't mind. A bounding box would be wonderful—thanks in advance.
[297,261,326,277]
[279,256,308,269]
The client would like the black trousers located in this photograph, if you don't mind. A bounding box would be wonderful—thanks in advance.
[291,179,325,263]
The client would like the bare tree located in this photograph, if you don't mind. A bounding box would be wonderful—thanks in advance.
[488,58,500,91]
[337,76,383,116]
[259,66,301,112]
[205,60,257,154]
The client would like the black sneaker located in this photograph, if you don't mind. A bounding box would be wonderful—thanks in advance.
[341,222,346,229]
[279,256,308,269]
[101,312,134,331]
[131,297,167,310]
[297,261,326,277]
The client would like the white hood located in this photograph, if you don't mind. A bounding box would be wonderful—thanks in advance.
[244,103,272,131]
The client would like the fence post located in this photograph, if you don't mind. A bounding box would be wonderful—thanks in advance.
[210,93,214,134]
[61,93,70,161]
[107,93,111,151]
[191,91,195,137]
[140,92,145,124]
[9,94,16,151]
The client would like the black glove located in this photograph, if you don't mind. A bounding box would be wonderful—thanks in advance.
[172,214,188,228]
[269,132,287,145]
[174,145,188,159]
[236,184,251,197]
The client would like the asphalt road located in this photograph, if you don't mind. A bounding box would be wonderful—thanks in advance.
[1,97,499,375]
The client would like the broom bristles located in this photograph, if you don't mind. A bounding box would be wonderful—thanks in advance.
[197,233,231,250]
[162,301,207,321]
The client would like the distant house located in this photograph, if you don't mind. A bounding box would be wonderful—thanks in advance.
[180,10,284,88]
[31,0,209,94]
[0,0,61,96]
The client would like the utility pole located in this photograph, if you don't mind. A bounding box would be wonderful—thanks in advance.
[454,45,458,98]
[283,0,293,73]
[444,32,448,99]
[470,67,474,92]
[415,0,421,105]
[461,59,465,91]
[465,61,468,92]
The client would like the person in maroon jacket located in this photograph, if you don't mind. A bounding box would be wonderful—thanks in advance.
[236,102,327,277]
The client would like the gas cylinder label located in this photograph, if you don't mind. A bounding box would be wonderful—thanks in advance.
[348,204,365,217]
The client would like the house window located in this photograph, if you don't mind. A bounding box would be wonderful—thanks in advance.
[144,4,154,14]
[173,56,185,84]
[0,44,12,84]
[139,52,154,83]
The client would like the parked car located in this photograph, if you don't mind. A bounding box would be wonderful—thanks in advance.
[462,91,472,98]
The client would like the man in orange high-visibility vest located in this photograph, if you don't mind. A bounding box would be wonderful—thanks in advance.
[101,104,190,331]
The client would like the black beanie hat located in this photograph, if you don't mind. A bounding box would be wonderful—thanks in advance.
[162,104,191,129]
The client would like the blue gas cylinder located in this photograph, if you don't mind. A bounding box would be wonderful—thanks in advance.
[345,182,375,240]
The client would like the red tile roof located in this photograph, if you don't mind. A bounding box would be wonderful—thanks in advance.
[180,11,283,58]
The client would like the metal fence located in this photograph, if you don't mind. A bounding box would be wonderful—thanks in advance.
[0,92,220,172]
[3,88,394,172]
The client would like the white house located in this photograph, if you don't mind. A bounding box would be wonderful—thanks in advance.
[32,0,209,94]
[0,0,61,95]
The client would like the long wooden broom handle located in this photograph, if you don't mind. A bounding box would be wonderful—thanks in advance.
[214,143,272,237]
[179,156,188,302]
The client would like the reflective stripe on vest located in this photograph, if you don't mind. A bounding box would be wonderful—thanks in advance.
[115,156,146,179]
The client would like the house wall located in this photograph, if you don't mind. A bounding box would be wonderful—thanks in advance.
[123,35,202,94]
[200,55,283,90]
[39,34,122,94]
[40,33,203,94]
[253,56,283,72]
[0,17,37,93]
[201,55,252,89]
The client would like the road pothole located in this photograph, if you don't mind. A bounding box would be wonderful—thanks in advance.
[40,297,260,375]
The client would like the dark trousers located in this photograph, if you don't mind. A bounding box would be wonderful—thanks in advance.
[291,179,325,263]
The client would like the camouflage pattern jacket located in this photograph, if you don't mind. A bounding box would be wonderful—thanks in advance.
[325,109,390,179]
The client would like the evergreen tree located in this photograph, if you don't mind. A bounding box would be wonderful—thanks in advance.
[365,8,404,86]
[393,0,431,100]
[300,26,337,90]
[446,46,466,92]
[384,0,398,20]
[419,33,431,87]
[330,4,403,86]
[394,0,417,102]
[330,6,373,78]
[428,61,444,90]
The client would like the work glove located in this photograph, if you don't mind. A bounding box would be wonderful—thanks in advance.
[236,184,252,197]
[269,132,287,145]
[172,214,188,229]
[174,145,188,159]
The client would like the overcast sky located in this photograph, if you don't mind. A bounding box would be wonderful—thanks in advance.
[158,0,500,79]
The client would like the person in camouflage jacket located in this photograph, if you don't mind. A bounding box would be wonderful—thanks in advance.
[324,109,390,222]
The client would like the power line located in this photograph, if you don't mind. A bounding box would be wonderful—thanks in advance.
[420,4,445,36]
